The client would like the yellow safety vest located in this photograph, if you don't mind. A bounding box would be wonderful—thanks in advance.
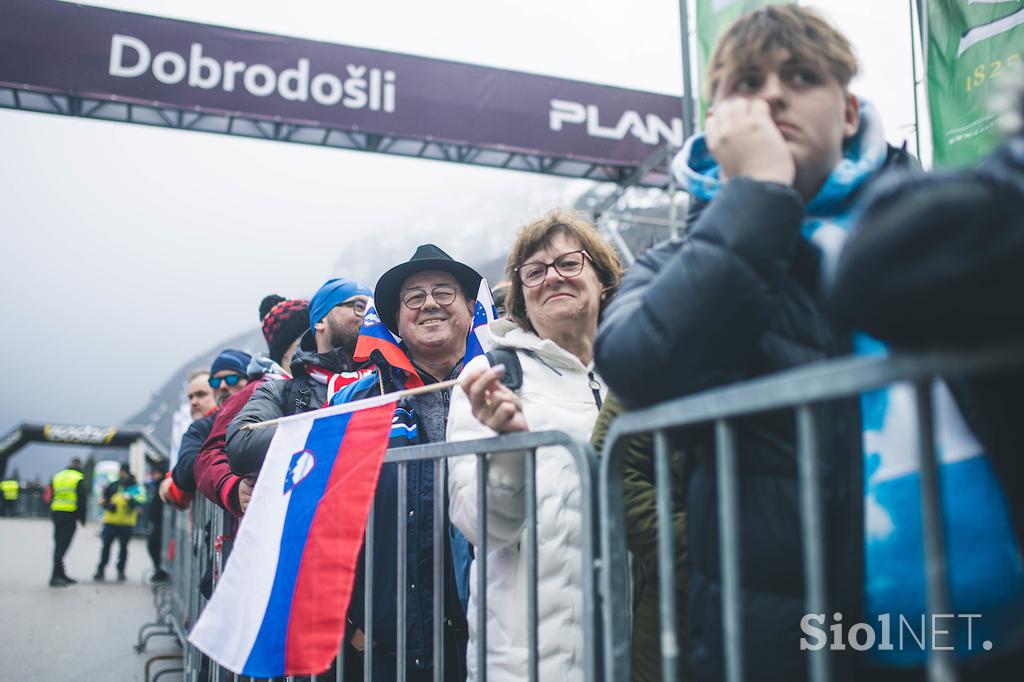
[1,480,18,500]
[51,469,83,512]
[102,482,144,526]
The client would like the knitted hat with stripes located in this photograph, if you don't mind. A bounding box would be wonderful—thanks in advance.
[259,295,310,365]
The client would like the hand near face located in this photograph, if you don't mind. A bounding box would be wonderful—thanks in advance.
[460,364,528,434]
[706,98,796,187]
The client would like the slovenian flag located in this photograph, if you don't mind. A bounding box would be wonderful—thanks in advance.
[188,399,396,677]
[463,278,496,364]
[353,297,424,389]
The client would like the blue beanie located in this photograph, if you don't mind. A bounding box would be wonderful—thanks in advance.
[210,349,252,376]
[308,277,373,334]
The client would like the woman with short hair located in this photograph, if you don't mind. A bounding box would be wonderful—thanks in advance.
[446,209,622,682]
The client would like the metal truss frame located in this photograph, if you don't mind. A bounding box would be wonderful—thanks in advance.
[0,86,673,187]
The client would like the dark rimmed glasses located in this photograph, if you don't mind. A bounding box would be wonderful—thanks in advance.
[514,249,592,288]
[401,284,459,310]
[208,373,244,389]
[336,299,368,317]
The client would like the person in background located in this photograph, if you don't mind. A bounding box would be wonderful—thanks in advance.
[162,349,252,508]
[49,458,87,587]
[194,295,310,518]
[93,464,146,582]
[447,211,622,682]
[490,280,512,319]
[187,369,217,421]
[144,463,169,583]
[0,477,18,517]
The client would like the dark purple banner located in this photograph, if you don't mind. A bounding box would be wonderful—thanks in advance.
[0,0,685,166]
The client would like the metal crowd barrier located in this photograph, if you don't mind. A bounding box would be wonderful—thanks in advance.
[153,430,599,682]
[599,344,1024,682]
[153,345,1023,682]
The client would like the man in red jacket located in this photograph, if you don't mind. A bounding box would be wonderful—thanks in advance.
[193,295,310,517]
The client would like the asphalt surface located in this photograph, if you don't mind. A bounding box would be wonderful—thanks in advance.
[0,516,183,682]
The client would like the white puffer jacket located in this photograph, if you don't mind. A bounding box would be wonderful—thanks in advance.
[446,320,605,682]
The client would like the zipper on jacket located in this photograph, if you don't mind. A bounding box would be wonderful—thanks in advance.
[588,371,603,409]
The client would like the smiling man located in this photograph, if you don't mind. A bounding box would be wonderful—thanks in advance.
[329,244,479,682]
[594,6,916,681]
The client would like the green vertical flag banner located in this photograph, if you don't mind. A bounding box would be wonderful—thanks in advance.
[927,0,1024,166]
[695,0,788,125]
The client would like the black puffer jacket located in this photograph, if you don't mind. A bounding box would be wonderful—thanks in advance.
[830,134,1024,549]
[595,146,912,682]
[225,347,362,476]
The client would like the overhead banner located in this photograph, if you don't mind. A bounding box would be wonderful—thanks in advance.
[0,0,684,167]
[695,0,787,123]
[927,0,1024,166]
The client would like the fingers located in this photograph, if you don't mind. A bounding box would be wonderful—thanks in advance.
[704,95,794,186]
[460,363,526,433]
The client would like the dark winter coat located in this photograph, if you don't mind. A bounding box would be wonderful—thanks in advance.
[594,146,913,682]
[591,392,688,682]
[830,133,1024,548]
[194,379,265,517]
[330,361,471,678]
[171,414,215,493]
[225,347,362,476]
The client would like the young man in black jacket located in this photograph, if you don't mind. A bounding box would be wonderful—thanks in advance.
[595,7,913,681]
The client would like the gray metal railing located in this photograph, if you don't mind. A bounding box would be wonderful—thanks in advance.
[599,344,1024,682]
[158,429,599,682]
[152,344,1023,682]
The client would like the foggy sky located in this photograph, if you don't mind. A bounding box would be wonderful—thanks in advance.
[0,0,921,480]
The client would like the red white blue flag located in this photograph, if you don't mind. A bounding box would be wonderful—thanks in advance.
[463,278,496,364]
[353,297,424,388]
[189,398,396,676]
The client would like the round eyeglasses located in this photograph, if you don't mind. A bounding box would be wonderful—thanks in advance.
[401,284,458,310]
[336,299,367,317]
[514,249,592,288]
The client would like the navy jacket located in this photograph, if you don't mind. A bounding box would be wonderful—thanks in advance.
[331,363,472,673]
[171,414,215,493]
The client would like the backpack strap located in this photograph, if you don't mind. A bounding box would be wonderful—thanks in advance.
[484,348,523,392]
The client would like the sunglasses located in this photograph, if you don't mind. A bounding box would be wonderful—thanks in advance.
[208,374,244,389]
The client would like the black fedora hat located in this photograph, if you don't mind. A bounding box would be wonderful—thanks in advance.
[375,244,482,335]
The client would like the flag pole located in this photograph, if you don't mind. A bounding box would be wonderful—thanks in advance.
[909,0,923,157]
[241,378,460,431]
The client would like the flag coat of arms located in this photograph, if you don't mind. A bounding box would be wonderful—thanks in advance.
[188,401,395,677]
[463,278,497,364]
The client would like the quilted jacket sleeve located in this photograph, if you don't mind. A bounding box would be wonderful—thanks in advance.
[447,355,529,551]
[595,179,805,407]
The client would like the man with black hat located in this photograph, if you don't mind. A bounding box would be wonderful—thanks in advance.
[328,244,479,682]
[226,278,373,477]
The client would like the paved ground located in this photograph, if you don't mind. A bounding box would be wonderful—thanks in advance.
[0,516,183,682]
